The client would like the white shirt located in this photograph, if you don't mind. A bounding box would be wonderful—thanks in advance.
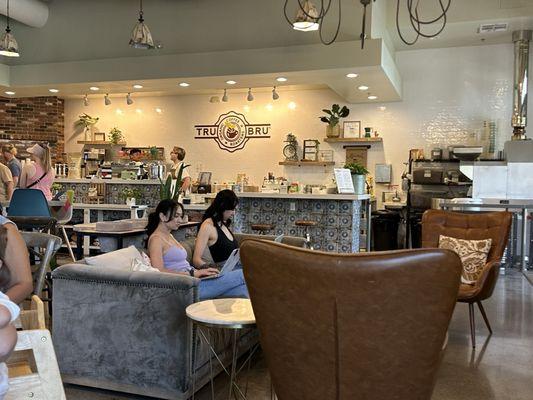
[0,291,19,398]
[171,161,190,179]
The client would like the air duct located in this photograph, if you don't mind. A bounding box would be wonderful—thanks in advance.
[511,30,532,140]
[0,0,48,28]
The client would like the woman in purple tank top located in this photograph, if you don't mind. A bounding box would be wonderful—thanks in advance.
[146,200,248,300]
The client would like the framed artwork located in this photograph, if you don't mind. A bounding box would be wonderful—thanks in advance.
[343,121,361,138]
[198,172,212,185]
[93,132,106,141]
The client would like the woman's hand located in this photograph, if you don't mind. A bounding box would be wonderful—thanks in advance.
[193,268,219,278]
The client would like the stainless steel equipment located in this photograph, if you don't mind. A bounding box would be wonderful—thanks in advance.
[512,30,532,140]
[148,162,166,180]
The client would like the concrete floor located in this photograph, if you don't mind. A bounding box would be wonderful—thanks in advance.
[64,270,533,400]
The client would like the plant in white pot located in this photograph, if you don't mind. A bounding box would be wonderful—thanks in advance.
[344,162,368,194]
[119,187,143,206]
[75,113,99,141]
[320,104,350,138]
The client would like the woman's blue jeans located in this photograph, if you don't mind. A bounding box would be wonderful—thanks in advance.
[198,269,249,300]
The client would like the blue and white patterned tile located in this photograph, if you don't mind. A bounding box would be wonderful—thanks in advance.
[325,201,339,214]
[338,214,352,229]
[311,200,326,214]
[288,227,298,236]
[338,229,352,242]
[339,242,352,253]
[250,199,261,211]
[339,201,353,214]
[324,242,338,252]
[324,228,339,242]
[262,199,274,212]
[324,214,339,227]
[249,213,261,223]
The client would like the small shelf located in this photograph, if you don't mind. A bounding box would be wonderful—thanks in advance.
[324,137,382,144]
[279,161,335,167]
[77,140,126,145]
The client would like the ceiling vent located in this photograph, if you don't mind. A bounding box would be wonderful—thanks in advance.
[478,23,509,34]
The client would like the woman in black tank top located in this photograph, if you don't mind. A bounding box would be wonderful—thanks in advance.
[193,190,240,267]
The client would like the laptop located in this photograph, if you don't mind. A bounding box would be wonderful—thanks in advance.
[202,248,240,280]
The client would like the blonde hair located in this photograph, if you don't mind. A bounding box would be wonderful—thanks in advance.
[1,144,17,156]
[36,143,52,173]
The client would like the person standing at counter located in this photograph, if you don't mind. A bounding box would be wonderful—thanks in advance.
[193,190,239,268]
[0,163,13,201]
[169,146,191,193]
[1,145,21,187]
[19,143,55,200]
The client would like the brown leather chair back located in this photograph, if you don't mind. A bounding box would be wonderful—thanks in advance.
[421,210,512,264]
[240,240,462,400]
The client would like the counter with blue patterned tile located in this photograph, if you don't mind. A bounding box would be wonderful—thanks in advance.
[233,194,368,252]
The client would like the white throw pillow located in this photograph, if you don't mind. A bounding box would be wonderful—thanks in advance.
[131,258,160,273]
[85,245,143,270]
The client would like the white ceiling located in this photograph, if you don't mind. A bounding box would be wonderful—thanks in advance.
[1,0,532,101]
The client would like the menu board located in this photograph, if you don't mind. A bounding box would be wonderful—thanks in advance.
[334,168,355,194]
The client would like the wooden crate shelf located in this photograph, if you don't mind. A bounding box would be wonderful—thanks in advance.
[323,137,382,144]
[279,161,335,167]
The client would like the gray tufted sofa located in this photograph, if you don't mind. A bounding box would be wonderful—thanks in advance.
[52,233,305,399]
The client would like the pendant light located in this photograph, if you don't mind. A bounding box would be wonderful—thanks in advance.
[0,0,19,57]
[126,93,133,105]
[272,86,279,101]
[247,88,254,102]
[292,0,319,32]
[129,0,155,49]
[104,94,111,106]
[83,95,89,107]
[222,89,229,102]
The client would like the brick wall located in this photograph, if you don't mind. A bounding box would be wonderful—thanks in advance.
[0,96,64,160]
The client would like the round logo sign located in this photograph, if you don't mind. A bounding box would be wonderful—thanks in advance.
[214,113,249,152]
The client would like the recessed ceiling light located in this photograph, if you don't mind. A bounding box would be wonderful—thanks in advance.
[89,86,100,91]
[133,84,143,89]
[178,82,190,87]
[358,85,369,91]
[226,80,237,85]
[346,73,358,78]
[49,89,59,93]
[4,91,15,95]
[368,95,378,100]
[276,77,288,82]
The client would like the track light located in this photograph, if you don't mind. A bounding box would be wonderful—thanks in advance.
[247,88,254,102]
[272,87,279,101]
[222,89,228,102]
[126,93,133,105]
[209,96,220,103]
[83,95,89,107]
[129,0,155,49]
[104,94,111,105]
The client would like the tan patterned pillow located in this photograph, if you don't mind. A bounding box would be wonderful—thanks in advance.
[438,235,492,283]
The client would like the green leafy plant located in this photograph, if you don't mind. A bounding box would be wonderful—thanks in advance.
[344,162,368,175]
[108,127,124,145]
[149,146,159,160]
[159,163,191,201]
[119,187,143,202]
[320,104,350,127]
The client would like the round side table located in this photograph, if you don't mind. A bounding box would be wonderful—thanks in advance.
[186,298,257,400]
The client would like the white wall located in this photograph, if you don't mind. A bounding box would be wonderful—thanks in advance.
[64,43,518,205]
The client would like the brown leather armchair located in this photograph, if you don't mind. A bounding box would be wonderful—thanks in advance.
[421,209,512,348]
[240,240,462,400]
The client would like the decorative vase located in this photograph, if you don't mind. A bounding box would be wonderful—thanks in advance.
[326,124,341,138]
[351,174,366,195]
[84,127,93,141]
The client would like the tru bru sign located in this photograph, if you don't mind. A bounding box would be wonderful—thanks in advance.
[194,111,271,153]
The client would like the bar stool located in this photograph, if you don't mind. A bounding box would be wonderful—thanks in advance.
[295,220,317,249]
[251,223,275,235]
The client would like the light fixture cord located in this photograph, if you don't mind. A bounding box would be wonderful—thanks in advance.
[5,0,10,32]
[396,0,451,45]
[138,0,144,23]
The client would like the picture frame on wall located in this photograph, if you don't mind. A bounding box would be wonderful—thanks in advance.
[343,121,361,138]
[93,132,106,141]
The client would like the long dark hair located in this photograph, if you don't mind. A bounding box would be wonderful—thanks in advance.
[202,189,239,227]
[146,199,185,239]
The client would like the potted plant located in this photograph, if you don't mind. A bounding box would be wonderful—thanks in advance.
[119,187,143,205]
[108,127,124,145]
[320,104,350,138]
[75,113,99,141]
[344,162,368,194]
[149,146,159,160]
[159,163,190,201]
